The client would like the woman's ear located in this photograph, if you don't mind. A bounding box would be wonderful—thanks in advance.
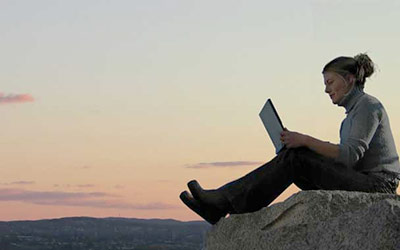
[347,74,356,85]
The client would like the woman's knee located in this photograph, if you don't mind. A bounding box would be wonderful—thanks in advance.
[276,147,306,162]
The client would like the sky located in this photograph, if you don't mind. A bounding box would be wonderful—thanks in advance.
[1,0,400,222]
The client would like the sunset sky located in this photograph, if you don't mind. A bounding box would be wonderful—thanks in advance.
[1,0,400,222]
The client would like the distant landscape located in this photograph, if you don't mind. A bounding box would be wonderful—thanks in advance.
[0,217,210,250]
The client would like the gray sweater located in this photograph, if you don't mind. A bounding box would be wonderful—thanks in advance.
[334,84,400,175]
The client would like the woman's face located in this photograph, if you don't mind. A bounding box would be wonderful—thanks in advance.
[323,71,354,105]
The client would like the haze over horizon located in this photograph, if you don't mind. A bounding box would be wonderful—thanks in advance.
[1,0,400,222]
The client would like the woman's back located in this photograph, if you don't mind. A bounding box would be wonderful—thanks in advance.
[341,92,400,174]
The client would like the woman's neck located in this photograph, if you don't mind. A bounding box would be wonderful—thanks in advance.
[338,84,364,114]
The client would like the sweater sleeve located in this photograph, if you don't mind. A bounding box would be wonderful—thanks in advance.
[336,104,383,169]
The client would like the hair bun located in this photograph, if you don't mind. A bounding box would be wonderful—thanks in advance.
[354,53,375,80]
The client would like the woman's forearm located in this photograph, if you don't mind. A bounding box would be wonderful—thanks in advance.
[303,135,340,159]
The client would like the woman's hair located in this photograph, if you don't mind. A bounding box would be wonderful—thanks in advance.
[322,53,375,90]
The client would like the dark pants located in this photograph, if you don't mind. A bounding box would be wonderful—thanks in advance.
[219,147,398,214]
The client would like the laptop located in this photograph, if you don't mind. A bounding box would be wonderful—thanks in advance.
[259,99,286,154]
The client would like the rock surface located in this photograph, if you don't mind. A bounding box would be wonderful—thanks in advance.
[203,190,400,250]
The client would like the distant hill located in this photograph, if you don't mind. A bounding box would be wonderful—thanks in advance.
[0,217,210,250]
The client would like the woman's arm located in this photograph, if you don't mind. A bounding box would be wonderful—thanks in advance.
[280,129,339,159]
[303,135,340,159]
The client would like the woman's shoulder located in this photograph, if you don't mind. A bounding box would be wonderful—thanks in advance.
[360,92,382,104]
[354,92,386,119]
[358,92,384,109]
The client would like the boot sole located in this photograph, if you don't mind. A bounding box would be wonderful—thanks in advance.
[179,191,223,225]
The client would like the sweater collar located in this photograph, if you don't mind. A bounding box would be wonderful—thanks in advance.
[338,84,364,114]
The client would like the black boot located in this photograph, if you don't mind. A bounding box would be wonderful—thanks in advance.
[179,191,227,225]
[187,180,231,213]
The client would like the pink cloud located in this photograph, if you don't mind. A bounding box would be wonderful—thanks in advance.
[0,189,110,201]
[0,92,34,104]
[0,188,177,210]
[1,181,35,186]
[186,161,264,169]
[34,199,178,210]
[76,184,95,188]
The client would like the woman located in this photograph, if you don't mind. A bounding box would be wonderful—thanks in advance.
[180,53,400,225]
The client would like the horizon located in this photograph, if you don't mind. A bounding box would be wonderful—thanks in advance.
[1,0,400,222]
[0,215,205,223]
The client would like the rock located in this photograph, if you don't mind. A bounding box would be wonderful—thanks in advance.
[203,190,400,250]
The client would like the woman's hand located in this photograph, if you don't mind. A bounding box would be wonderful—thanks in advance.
[280,128,308,149]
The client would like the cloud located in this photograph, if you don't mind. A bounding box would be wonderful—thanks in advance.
[0,189,110,201]
[1,181,35,186]
[76,184,95,188]
[33,199,177,210]
[52,184,95,189]
[186,161,264,169]
[0,188,177,210]
[0,93,34,104]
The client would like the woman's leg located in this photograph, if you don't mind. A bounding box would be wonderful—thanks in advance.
[217,146,390,214]
[217,147,296,214]
[290,147,393,193]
